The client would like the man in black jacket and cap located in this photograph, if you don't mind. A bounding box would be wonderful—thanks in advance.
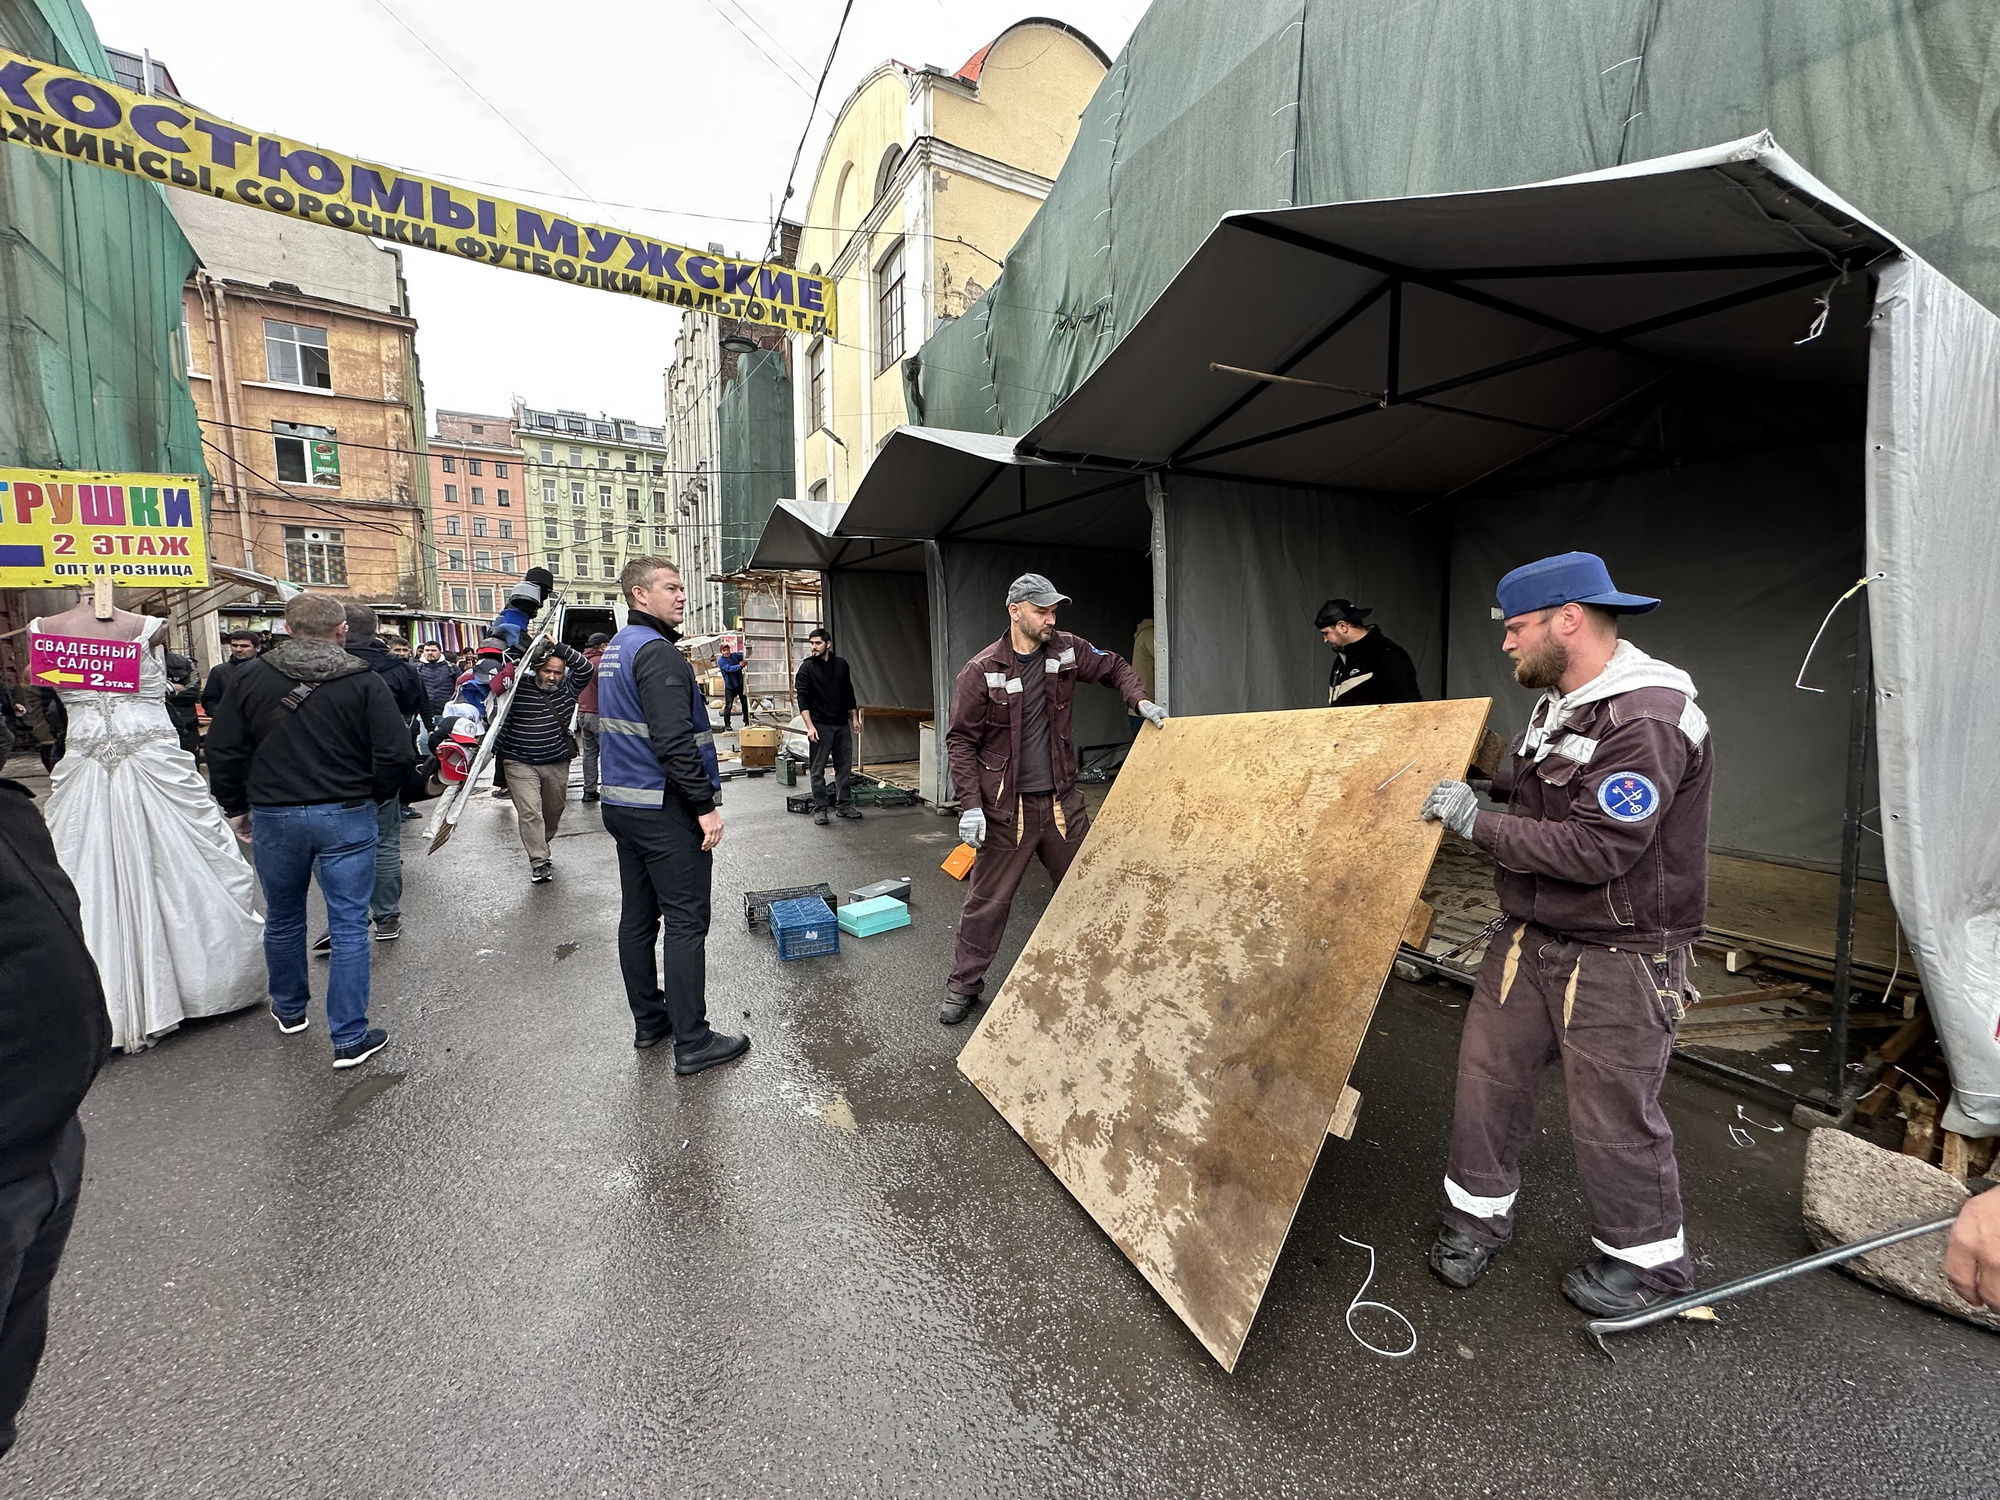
[0,775,109,1458]
[340,603,424,939]
[1316,598,1423,707]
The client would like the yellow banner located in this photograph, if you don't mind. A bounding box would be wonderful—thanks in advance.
[0,48,834,337]
[0,469,209,588]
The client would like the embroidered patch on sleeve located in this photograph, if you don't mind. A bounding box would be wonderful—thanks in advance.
[1597,771,1660,822]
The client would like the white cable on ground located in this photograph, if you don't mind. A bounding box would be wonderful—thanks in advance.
[1337,1236,1417,1358]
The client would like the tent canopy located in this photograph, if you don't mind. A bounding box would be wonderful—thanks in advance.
[1018,139,1895,492]
[745,497,922,574]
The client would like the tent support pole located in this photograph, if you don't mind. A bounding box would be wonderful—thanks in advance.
[1827,594,1872,1105]
[1147,474,1169,713]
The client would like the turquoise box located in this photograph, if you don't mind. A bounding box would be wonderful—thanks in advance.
[837,895,913,938]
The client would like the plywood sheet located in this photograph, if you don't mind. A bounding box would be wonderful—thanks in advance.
[1705,853,1913,974]
[957,700,1490,1370]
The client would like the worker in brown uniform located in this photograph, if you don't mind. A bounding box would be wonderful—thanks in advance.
[1419,551,1712,1318]
[943,573,1165,1026]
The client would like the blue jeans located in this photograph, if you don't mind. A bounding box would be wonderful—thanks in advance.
[371,797,403,921]
[253,802,378,1048]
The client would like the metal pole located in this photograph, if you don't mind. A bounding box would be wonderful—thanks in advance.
[1827,594,1872,1104]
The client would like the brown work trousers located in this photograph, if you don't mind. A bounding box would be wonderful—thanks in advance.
[502,759,570,864]
[948,792,1083,997]
[1442,921,1695,1292]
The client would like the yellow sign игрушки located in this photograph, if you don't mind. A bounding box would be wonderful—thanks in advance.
[0,48,834,337]
[0,470,209,588]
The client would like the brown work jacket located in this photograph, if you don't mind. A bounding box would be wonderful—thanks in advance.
[1471,683,1713,951]
[946,630,1146,834]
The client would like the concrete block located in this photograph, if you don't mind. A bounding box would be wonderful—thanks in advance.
[1801,1126,1999,1333]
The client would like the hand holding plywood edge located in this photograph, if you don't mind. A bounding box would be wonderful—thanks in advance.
[957,698,1490,1370]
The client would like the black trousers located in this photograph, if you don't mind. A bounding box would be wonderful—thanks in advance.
[0,1117,83,1458]
[808,722,853,808]
[720,678,748,727]
[602,801,714,1048]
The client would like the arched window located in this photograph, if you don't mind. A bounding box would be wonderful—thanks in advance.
[874,144,902,205]
[831,162,855,233]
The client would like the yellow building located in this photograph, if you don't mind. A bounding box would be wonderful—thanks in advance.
[794,19,1108,504]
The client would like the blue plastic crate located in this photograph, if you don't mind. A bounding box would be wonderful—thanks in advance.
[769,896,840,961]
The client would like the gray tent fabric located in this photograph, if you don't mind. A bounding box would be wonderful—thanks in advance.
[1866,258,2000,1134]
[908,0,2000,441]
[825,569,933,763]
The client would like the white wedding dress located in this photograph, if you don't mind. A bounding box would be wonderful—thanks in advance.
[38,614,266,1051]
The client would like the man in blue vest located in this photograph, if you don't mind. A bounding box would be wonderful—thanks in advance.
[593,557,748,1074]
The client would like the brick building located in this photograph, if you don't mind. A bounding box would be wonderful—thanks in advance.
[428,410,523,621]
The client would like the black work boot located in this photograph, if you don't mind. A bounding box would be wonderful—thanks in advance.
[940,990,980,1026]
[812,807,829,826]
[674,1032,750,1076]
[1427,1225,1502,1289]
[1560,1254,1681,1317]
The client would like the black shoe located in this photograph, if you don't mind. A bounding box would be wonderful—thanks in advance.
[1428,1225,1501,1289]
[633,1025,672,1050]
[312,933,333,957]
[835,805,863,820]
[332,1027,389,1070]
[674,1032,750,1075]
[270,1004,308,1035]
[530,861,553,883]
[491,787,510,798]
[582,791,600,804]
[400,805,421,820]
[1560,1254,1683,1318]
[940,991,980,1026]
[812,808,829,825]
[372,915,402,941]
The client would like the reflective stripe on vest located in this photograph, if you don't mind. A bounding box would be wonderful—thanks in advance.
[593,623,722,807]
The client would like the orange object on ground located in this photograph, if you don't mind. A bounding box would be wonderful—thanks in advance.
[941,843,977,881]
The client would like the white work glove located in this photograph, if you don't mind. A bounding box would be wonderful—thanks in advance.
[1138,700,1167,728]
[1420,779,1480,839]
[958,808,987,848]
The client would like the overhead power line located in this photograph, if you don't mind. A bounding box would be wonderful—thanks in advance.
[768,0,856,262]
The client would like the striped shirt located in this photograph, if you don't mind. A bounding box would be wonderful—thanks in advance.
[497,653,593,765]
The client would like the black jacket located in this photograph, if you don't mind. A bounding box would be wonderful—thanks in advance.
[200,652,258,715]
[205,638,417,815]
[0,777,109,1185]
[347,634,426,718]
[627,610,717,815]
[795,653,856,724]
[414,657,458,714]
[1329,627,1423,707]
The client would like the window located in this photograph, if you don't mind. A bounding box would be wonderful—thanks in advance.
[626,526,639,545]
[542,479,556,505]
[574,552,589,575]
[598,485,612,508]
[570,482,584,505]
[471,487,485,505]
[500,552,516,573]
[470,423,484,435]
[272,422,339,486]
[652,492,666,515]
[652,460,664,475]
[472,517,487,538]
[874,143,902,203]
[807,339,827,430]
[808,479,828,506]
[545,552,561,574]
[497,489,509,507]
[875,240,905,371]
[467,459,483,476]
[596,451,609,467]
[474,550,491,571]
[626,488,640,512]
[571,519,586,541]
[441,455,457,473]
[539,443,553,463]
[599,522,613,544]
[477,587,494,613]
[284,526,347,584]
[543,519,558,541]
[444,483,458,504]
[447,549,465,570]
[450,587,468,613]
[654,526,669,548]
[498,519,513,539]
[567,447,582,466]
[624,453,637,471]
[601,556,617,579]
[264,320,330,388]
[445,514,461,536]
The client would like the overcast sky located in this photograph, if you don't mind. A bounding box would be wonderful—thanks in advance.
[85,0,1152,427]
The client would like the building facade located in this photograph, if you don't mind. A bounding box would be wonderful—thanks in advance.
[792,20,1107,506]
[662,312,726,634]
[176,189,431,612]
[428,410,522,621]
[515,406,673,610]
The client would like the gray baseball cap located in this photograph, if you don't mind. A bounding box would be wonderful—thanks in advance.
[1006,572,1070,608]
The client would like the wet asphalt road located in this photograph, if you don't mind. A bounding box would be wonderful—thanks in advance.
[10,775,1999,1499]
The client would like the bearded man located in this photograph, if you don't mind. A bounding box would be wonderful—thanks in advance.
[1418,551,1713,1320]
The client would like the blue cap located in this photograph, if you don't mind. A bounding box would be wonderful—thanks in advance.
[1494,552,1659,620]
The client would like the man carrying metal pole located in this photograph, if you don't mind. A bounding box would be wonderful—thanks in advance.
[1419,552,1712,1318]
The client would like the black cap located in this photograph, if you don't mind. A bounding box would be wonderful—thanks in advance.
[586,632,610,646]
[1315,598,1372,630]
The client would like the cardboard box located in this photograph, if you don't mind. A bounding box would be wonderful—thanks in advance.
[741,743,776,768]
[738,725,781,748]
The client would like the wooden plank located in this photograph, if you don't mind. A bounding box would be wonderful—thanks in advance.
[957,699,1490,1372]
[1327,1086,1362,1141]
[1675,1013,1902,1042]
[1401,897,1435,950]
[1942,1132,1972,1180]
[1705,853,1913,974]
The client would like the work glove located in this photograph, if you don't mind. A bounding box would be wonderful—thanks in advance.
[1138,699,1167,728]
[958,808,987,848]
[1420,779,1480,839]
